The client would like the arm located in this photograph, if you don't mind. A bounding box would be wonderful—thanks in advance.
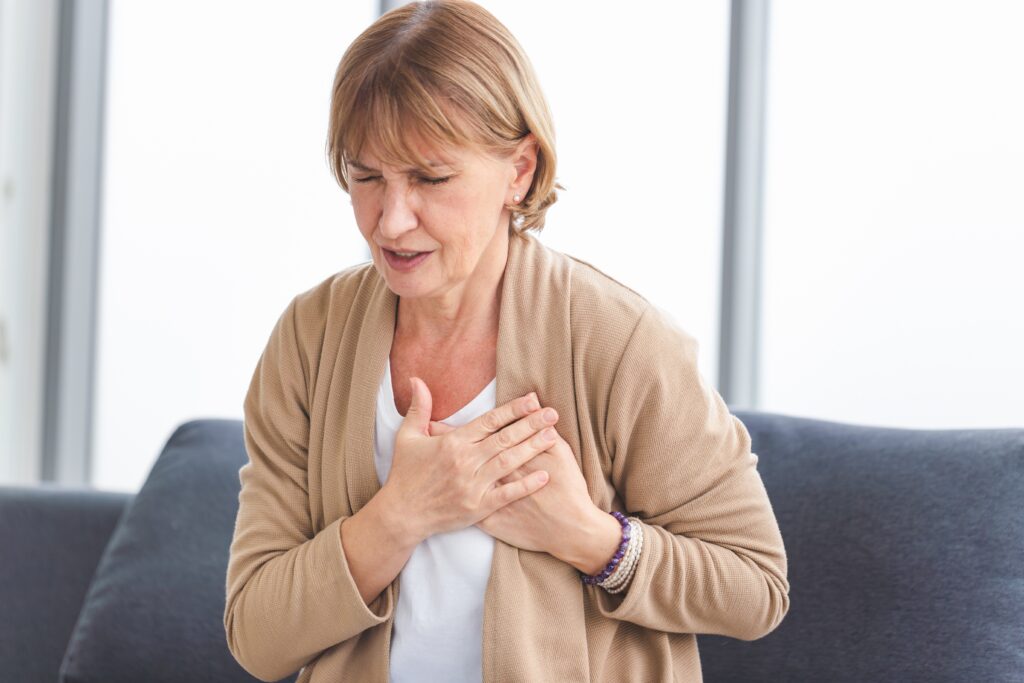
[587,304,790,640]
[223,298,406,682]
[341,488,420,607]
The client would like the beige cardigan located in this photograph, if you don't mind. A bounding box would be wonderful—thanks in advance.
[224,227,789,682]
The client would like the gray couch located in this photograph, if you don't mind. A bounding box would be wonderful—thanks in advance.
[2,414,1022,682]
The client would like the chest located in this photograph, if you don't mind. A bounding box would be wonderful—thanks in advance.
[389,338,498,422]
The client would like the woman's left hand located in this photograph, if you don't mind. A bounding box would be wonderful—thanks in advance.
[479,428,597,553]
[427,417,598,555]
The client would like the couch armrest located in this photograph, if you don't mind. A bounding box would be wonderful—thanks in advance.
[0,484,133,683]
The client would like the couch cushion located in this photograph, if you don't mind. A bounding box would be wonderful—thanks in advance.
[59,419,296,683]
[698,410,1024,682]
[0,485,130,683]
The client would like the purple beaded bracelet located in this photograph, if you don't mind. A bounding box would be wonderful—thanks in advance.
[581,510,631,585]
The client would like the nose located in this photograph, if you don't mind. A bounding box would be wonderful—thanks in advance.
[378,180,419,241]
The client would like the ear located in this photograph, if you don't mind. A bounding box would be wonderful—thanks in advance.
[509,132,539,195]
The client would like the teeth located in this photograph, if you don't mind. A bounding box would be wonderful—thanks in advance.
[394,251,420,257]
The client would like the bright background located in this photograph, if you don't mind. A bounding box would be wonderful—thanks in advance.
[760,0,1024,429]
[2,0,1021,492]
[92,0,730,491]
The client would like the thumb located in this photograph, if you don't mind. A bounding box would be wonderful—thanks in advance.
[403,376,433,436]
[429,420,457,437]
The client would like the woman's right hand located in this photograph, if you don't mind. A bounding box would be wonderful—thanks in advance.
[379,376,559,542]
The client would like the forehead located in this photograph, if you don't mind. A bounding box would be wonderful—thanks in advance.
[347,157,452,173]
[348,131,486,172]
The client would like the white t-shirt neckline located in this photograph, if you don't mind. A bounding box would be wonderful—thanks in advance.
[380,356,498,426]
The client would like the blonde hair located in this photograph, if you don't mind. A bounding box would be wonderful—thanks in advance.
[325,0,563,239]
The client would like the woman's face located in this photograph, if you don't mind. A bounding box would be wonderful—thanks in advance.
[348,135,535,303]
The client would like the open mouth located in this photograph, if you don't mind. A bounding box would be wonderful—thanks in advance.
[383,248,432,271]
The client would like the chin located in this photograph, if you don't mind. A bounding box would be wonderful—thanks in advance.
[386,280,429,298]
[376,265,429,298]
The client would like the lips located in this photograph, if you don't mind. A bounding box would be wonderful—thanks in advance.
[383,248,429,255]
[382,248,432,272]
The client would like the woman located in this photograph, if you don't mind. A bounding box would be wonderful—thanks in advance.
[224,1,789,681]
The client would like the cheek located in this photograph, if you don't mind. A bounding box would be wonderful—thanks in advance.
[350,193,379,230]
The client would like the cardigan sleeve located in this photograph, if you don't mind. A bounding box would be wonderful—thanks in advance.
[590,303,790,641]
[223,297,394,682]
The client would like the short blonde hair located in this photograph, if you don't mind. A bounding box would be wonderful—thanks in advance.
[325,0,563,239]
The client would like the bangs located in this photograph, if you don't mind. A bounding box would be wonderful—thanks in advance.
[338,69,486,182]
[327,0,561,236]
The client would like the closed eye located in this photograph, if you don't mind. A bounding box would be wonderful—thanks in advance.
[352,176,452,185]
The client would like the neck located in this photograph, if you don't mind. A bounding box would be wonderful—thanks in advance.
[395,223,510,347]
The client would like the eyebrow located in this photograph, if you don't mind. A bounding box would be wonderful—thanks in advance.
[347,159,449,173]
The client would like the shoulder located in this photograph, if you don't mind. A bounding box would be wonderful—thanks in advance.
[564,250,649,320]
[290,259,375,317]
[551,246,698,362]
[528,240,704,374]
[282,258,385,334]
[265,260,377,365]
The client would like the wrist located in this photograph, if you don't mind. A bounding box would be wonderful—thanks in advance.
[559,506,624,576]
[369,485,424,550]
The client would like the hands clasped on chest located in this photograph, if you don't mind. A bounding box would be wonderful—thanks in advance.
[379,378,612,566]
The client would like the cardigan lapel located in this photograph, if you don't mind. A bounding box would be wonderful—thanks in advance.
[484,230,592,682]
[343,269,398,515]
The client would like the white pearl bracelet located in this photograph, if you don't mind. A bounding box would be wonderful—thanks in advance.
[599,517,644,593]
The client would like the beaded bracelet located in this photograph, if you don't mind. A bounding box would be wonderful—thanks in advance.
[581,511,634,589]
[600,519,637,588]
[602,520,643,593]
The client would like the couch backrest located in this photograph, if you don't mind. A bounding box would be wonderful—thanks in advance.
[698,409,1024,681]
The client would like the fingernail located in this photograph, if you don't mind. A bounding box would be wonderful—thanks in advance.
[543,408,557,422]
[527,392,539,411]
[543,427,556,441]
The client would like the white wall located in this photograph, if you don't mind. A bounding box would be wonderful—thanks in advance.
[761,0,1024,428]
[93,1,377,491]
[483,1,730,384]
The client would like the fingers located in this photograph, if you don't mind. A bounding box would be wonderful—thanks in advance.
[477,405,558,464]
[476,422,558,484]
[460,392,540,443]
[498,469,523,484]
[482,469,549,515]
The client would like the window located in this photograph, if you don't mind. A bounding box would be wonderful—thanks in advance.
[480,0,731,380]
[760,1,1024,428]
[94,1,377,491]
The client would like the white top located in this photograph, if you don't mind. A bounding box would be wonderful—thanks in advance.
[374,356,498,683]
